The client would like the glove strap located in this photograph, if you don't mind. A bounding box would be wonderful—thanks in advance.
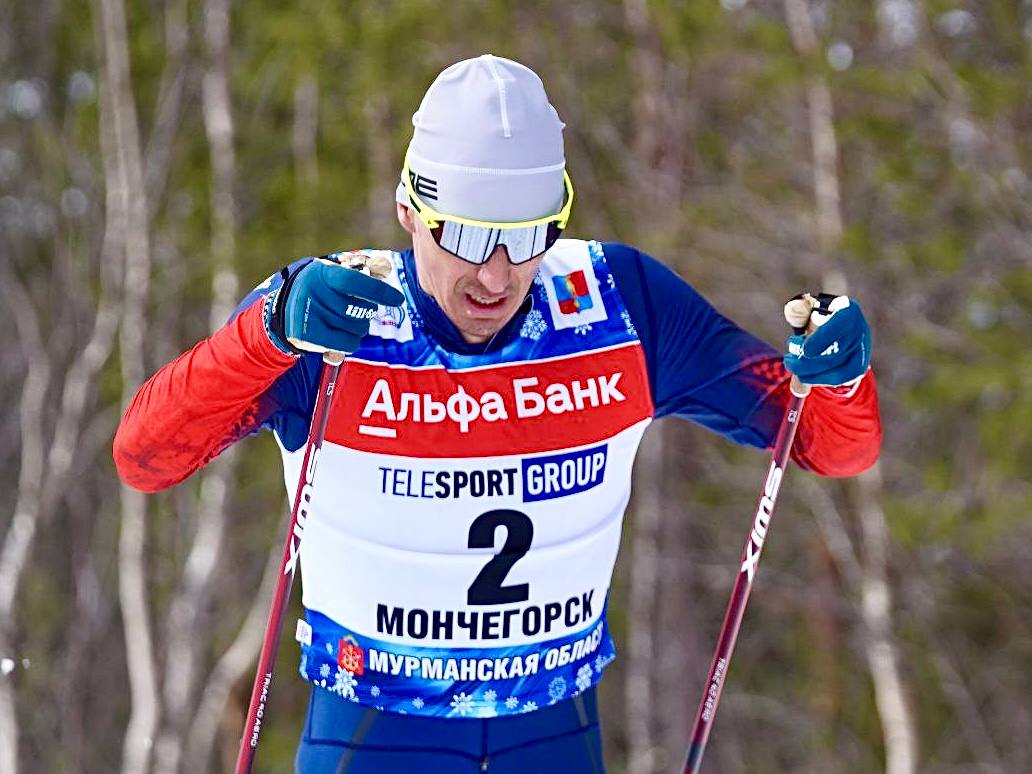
[266,263,308,355]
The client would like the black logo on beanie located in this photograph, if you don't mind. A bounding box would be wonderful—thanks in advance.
[408,169,439,201]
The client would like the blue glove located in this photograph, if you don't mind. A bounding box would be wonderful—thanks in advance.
[266,257,405,356]
[783,294,871,386]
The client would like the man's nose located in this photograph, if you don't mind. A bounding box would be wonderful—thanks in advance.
[476,246,512,294]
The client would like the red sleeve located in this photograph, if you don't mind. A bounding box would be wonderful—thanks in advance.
[787,368,881,477]
[113,299,298,492]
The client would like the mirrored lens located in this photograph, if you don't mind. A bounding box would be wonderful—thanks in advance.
[433,221,563,265]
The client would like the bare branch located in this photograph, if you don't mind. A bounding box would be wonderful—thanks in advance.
[152,457,233,774]
[930,651,1005,772]
[0,264,49,774]
[144,0,190,221]
[182,540,282,772]
[800,477,863,591]
[0,268,48,625]
[39,213,122,519]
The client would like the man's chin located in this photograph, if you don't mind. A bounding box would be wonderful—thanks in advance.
[457,323,502,345]
[451,300,518,343]
[452,313,508,344]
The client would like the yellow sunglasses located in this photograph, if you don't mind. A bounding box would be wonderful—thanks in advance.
[402,150,574,265]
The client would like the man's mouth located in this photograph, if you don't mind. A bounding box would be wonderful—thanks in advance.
[466,292,506,309]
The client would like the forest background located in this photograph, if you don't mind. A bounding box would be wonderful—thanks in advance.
[1,0,1030,772]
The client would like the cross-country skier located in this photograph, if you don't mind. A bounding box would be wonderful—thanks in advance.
[113,55,880,773]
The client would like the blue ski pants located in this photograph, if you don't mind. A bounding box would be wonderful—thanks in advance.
[295,685,605,773]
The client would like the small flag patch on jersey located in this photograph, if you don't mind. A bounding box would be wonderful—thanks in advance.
[337,636,365,676]
[540,241,608,330]
[553,271,594,315]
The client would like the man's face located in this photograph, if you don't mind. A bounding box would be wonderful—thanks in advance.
[397,203,544,344]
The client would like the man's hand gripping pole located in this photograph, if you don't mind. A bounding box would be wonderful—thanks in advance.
[235,254,393,774]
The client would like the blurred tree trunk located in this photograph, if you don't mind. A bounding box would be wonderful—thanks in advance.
[625,425,663,774]
[784,2,917,772]
[622,0,663,770]
[656,463,697,769]
[293,71,320,241]
[0,271,49,774]
[620,1,691,771]
[201,0,240,331]
[365,92,395,246]
[153,0,241,771]
[852,468,918,774]
[293,73,319,189]
[94,0,159,771]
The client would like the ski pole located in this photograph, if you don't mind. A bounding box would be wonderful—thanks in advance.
[235,254,391,774]
[234,351,342,774]
[683,295,819,774]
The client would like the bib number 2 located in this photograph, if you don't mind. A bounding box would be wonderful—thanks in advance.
[466,509,533,605]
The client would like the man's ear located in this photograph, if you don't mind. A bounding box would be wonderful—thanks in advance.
[396,202,416,235]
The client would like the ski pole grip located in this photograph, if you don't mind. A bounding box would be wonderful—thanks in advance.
[784,293,819,397]
[320,254,394,366]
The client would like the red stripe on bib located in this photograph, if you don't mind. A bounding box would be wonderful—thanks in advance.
[327,343,653,458]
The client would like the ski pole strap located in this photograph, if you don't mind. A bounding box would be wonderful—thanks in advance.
[784,293,820,397]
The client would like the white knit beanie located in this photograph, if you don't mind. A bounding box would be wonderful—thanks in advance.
[396,54,567,222]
